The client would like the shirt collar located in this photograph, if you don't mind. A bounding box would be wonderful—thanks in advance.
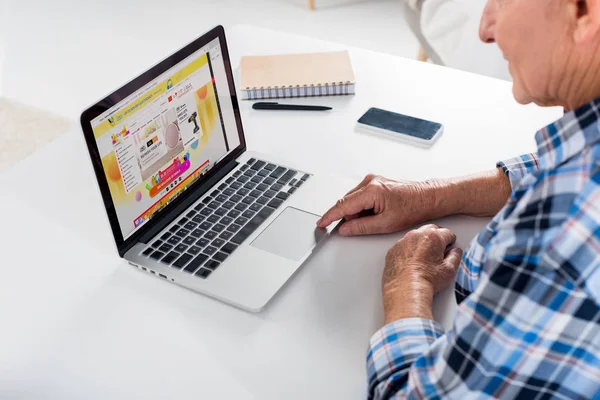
[535,97,600,171]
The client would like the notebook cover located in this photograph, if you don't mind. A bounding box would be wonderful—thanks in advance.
[240,51,355,89]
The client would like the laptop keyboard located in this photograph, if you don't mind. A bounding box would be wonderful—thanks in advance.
[140,158,310,279]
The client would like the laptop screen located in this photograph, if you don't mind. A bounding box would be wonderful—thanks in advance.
[90,37,241,240]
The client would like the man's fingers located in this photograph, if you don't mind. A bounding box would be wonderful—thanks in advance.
[344,174,375,196]
[444,248,463,269]
[317,189,375,228]
[435,228,457,248]
[338,215,383,236]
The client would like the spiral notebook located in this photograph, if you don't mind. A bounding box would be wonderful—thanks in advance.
[240,51,356,100]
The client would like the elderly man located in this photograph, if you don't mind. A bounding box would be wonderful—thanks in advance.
[317,0,600,397]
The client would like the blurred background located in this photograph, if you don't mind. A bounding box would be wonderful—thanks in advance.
[0,0,507,170]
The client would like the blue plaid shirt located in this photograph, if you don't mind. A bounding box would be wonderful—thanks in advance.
[367,98,600,399]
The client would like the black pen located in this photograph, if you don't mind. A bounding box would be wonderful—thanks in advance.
[252,102,332,111]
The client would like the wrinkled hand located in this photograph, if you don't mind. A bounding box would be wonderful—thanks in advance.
[383,224,463,297]
[316,174,440,236]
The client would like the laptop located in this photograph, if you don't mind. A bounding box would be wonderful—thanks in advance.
[80,26,351,311]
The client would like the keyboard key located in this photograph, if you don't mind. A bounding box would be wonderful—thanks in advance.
[270,167,286,178]
[176,228,190,237]
[237,176,250,183]
[232,207,275,245]
[191,229,205,238]
[222,242,238,254]
[230,194,243,203]
[264,163,276,171]
[236,188,250,196]
[169,225,180,233]
[223,201,236,209]
[257,196,269,205]
[212,238,226,248]
[263,177,275,185]
[250,203,262,212]
[251,160,266,170]
[240,164,249,171]
[212,224,226,233]
[235,203,248,211]
[175,244,188,253]
[257,169,269,177]
[243,182,256,190]
[209,201,221,209]
[192,215,205,224]
[179,217,189,225]
[223,188,235,196]
[257,183,269,191]
[203,246,217,256]
[301,174,310,181]
[296,180,304,187]
[167,236,182,245]
[211,190,220,198]
[161,251,178,265]
[288,187,297,194]
[247,158,256,165]
[186,210,197,218]
[159,243,173,252]
[271,183,283,192]
[183,236,196,246]
[227,224,241,233]
[188,245,202,255]
[184,254,209,273]
[278,169,297,184]
[242,210,256,219]
[152,239,163,248]
[200,222,212,230]
[208,215,220,223]
[244,170,256,177]
[204,260,221,270]
[264,190,277,198]
[197,238,210,247]
[220,216,233,225]
[219,231,234,240]
[213,252,228,262]
[216,194,228,202]
[276,192,291,201]
[226,177,234,184]
[184,222,198,230]
[268,198,284,209]
[231,182,242,189]
[215,208,227,216]
[161,232,172,241]
[142,248,153,256]
[194,203,204,211]
[227,210,241,218]
[202,197,212,204]
[195,268,212,278]
[289,179,298,187]
[251,176,262,184]
[235,217,249,225]
[205,231,217,240]
[174,254,193,269]
[218,183,227,190]
[233,170,242,177]
[249,190,262,198]
[200,208,213,216]
[150,251,165,260]
[242,197,254,204]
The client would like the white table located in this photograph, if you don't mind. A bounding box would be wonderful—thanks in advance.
[0,26,562,399]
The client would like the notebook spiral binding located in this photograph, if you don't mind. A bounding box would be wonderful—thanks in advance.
[242,82,356,100]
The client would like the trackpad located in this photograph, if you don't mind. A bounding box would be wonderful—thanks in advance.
[251,207,326,261]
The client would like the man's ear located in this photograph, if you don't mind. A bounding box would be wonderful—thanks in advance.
[573,0,600,43]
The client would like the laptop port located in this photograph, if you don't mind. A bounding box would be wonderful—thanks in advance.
[159,274,167,279]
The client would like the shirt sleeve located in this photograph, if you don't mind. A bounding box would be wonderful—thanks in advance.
[496,153,539,190]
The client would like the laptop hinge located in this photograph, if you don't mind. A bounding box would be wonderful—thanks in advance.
[132,158,239,250]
